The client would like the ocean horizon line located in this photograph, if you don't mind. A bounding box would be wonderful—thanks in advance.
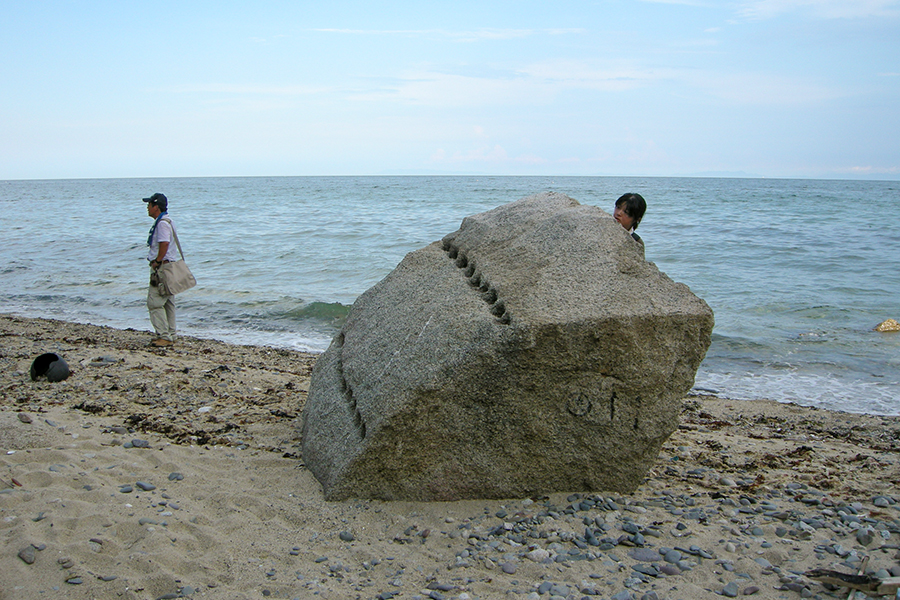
[4,173,900,183]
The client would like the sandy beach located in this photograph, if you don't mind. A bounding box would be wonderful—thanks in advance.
[1,314,899,600]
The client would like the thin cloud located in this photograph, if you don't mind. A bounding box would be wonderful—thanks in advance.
[430,144,554,167]
[311,27,584,42]
[351,61,673,108]
[351,59,837,109]
[842,165,900,175]
[688,70,841,104]
[519,60,677,91]
[737,0,900,20]
[639,0,715,5]
[163,83,332,96]
[161,61,841,112]
[249,34,288,45]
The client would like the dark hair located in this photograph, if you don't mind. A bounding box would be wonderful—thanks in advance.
[615,193,647,230]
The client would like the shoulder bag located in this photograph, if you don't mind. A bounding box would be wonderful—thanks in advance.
[156,218,197,295]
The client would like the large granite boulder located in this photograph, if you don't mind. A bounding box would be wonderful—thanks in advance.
[302,192,714,501]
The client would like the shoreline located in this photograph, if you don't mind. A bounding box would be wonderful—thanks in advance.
[1,315,899,600]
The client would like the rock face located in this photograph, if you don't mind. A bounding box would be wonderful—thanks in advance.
[875,319,899,332]
[301,192,714,501]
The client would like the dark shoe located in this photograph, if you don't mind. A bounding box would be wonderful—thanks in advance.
[150,338,174,347]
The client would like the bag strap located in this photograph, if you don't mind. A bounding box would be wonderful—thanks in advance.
[160,217,186,261]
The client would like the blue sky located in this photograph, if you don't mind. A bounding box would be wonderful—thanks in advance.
[2,1,899,180]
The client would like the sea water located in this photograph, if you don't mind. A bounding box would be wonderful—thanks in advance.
[2,176,898,415]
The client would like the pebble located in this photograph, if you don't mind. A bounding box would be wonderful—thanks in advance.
[526,548,550,562]
[135,481,156,491]
[339,531,355,542]
[17,412,32,423]
[629,548,660,562]
[18,546,36,564]
[857,528,874,546]
[721,581,740,597]
[663,549,682,563]
[659,564,680,576]
[633,563,659,577]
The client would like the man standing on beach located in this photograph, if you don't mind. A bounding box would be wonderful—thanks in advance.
[144,193,178,347]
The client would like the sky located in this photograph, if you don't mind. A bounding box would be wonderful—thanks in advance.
[2,1,899,180]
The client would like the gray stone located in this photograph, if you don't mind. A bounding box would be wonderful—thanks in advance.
[632,563,659,577]
[856,528,874,546]
[18,546,36,565]
[302,192,714,501]
[29,352,70,382]
[664,549,682,563]
[659,564,680,576]
[629,548,661,562]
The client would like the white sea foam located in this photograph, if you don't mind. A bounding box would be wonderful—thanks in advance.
[694,370,900,416]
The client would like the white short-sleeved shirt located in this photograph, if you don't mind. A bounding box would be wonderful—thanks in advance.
[148,217,179,262]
